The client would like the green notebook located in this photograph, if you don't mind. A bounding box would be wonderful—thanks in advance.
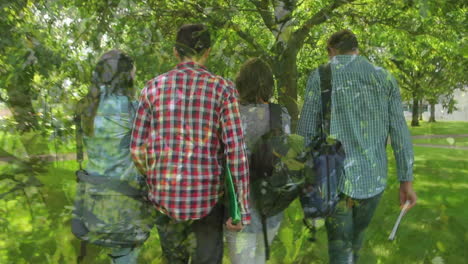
[225,165,241,224]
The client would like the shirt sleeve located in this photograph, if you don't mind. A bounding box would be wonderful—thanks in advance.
[387,74,414,182]
[219,86,251,225]
[297,69,321,146]
[130,86,152,175]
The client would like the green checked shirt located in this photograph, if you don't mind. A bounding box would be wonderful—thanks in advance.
[297,55,414,199]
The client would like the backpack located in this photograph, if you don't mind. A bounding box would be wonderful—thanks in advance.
[250,103,306,259]
[299,63,345,240]
[71,111,154,262]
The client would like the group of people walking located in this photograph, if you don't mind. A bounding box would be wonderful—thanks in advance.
[76,23,417,264]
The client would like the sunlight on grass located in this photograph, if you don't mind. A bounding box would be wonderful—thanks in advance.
[358,145,468,264]
[413,137,468,147]
[409,121,468,136]
[372,244,391,258]
[1,122,467,263]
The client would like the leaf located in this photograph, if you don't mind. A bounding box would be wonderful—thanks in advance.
[282,157,304,171]
[436,241,446,252]
[288,134,305,154]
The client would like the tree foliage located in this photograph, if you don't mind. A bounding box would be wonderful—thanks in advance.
[0,0,467,262]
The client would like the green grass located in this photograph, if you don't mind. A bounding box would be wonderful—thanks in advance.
[409,121,468,136]
[271,146,468,264]
[413,137,468,147]
[359,146,468,264]
[1,122,468,263]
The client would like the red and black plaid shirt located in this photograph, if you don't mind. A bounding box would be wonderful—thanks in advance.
[131,61,250,224]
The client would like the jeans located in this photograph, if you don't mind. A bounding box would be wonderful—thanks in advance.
[155,203,224,264]
[325,192,382,264]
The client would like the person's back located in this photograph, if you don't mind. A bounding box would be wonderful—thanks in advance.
[74,50,149,264]
[327,54,412,198]
[239,104,291,153]
[131,24,249,264]
[225,58,290,264]
[84,90,141,184]
[134,61,245,218]
[298,30,416,264]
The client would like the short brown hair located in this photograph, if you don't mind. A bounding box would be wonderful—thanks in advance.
[175,24,211,58]
[235,58,274,104]
[327,30,358,53]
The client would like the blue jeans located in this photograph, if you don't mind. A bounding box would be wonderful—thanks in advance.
[325,192,382,264]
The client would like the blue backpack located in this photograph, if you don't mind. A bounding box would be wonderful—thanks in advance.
[299,63,345,240]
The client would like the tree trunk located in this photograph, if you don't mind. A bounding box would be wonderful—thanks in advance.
[429,102,436,122]
[6,84,39,133]
[6,79,50,156]
[272,48,299,130]
[419,99,423,121]
[411,97,419,126]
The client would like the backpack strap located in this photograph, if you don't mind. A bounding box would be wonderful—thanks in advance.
[261,214,270,260]
[74,114,87,263]
[76,170,146,197]
[77,240,87,263]
[268,103,283,135]
[74,113,84,171]
[259,103,283,261]
[302,63,333,241]
[318,63,332,138]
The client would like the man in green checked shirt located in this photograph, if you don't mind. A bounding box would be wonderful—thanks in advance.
[298,30,417,264]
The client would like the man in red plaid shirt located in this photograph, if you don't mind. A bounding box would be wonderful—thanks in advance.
[130,24,250,263]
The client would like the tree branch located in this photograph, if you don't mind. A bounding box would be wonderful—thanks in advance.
[228,22,273,64]
[292,0,356,46]
[22,189,35,229]
[187,2,273,63]
[249,0,275,32]
[390,59,413,91]
[0,183,24,199]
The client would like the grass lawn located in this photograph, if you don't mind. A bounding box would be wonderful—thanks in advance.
[409,121,468,136]
[409,121,468,146]
[413,137,468,147]
[2,146,466,264]
[268,146,468,264]
[1,122,467,263]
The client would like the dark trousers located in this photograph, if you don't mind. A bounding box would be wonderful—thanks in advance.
[325,193,382,264]
[155,203,224,264]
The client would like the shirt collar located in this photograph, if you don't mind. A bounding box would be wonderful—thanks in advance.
[330,54,361,65]
[176,61,208,71]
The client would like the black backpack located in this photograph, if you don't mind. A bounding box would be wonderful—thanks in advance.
[250,103,306,259]
[299,63,345,240]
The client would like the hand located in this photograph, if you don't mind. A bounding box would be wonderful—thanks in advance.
[399,181,417,211]
[225,217,243,232]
